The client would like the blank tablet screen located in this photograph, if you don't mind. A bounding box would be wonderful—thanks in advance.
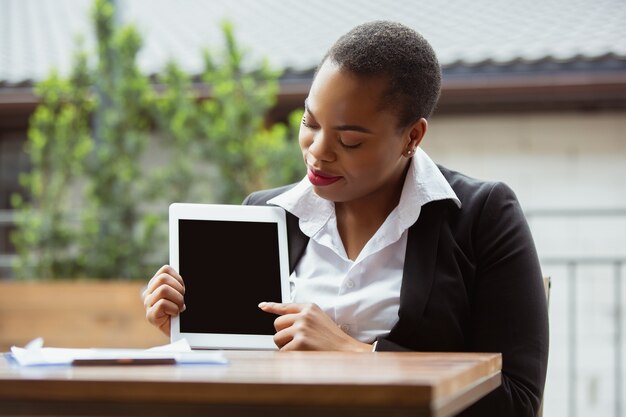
[178,219,282,335]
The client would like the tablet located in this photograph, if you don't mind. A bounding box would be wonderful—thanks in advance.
[169,203,291,350]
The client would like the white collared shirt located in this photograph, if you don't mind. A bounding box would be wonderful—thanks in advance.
[267,148,461,343]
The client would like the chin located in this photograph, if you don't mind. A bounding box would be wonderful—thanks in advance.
[312,186,337,202]
[312,187,352,203]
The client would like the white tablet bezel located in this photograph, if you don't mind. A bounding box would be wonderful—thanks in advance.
[169,203,291,350]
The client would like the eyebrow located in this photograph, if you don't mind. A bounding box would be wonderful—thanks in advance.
[304,99,374,134]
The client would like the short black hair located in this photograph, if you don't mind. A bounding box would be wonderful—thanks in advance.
[319,21,441,128]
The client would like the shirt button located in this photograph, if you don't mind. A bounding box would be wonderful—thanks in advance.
[345,279,355,289]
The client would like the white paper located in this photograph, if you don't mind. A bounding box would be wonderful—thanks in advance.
[6,338,227,367]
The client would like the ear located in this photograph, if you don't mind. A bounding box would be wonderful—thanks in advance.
[406,118,428,151]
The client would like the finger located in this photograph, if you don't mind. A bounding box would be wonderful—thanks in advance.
[145,284,185,311]
[144,285,185,312]
[146,274,185,299]
[273,327,295,350]
[146,275,184,299]
[149,298,181,319]
[146,298,180,326]
[145,285,179,310]
[146,302,173,336]
[273,313,298,332]
[150,265,185,288]
[147,265,184,293]
[157,264,183,282]
[258,302,304,316]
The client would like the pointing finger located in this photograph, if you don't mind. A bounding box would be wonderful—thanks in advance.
[258,302,303,315]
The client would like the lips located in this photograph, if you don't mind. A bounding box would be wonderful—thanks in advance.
[307,167,342,186]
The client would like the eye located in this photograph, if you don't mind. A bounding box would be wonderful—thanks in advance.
[338,138,362,149]
[301,112,362,149]
[301,115,318,129]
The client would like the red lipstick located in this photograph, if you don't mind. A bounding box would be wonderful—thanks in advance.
[307,167,342,186]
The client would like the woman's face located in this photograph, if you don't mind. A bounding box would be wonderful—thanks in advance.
[299,60,421,205]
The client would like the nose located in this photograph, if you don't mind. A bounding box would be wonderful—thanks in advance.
[306,130,336,163]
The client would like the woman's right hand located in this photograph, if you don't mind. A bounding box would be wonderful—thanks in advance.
[143,265,186,336]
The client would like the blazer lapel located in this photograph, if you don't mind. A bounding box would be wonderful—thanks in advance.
[285,212,309,273]
[284,200,448,346]
[389,202,445,345]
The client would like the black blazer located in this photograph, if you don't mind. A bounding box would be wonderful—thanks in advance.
[243,165,549,417]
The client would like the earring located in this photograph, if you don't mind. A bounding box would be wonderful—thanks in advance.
[406,149,414,156]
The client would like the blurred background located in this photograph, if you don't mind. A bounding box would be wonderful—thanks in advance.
[1,1,625,416]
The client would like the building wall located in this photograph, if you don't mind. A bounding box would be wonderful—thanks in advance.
[422,109,626,417]
[425,110,625,209]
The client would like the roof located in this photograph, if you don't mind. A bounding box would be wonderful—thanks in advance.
[2,0,626,87]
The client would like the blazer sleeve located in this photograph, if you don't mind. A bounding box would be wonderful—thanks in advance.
[377,182,549,417]
[460,182,549,417]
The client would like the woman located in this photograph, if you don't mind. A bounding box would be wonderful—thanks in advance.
[143,21,549,417]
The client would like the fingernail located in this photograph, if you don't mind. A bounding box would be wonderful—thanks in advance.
[181,304,186,312]
[258,302,267,308]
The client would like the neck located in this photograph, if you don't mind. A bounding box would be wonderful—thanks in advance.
[336,163,410,224]
[334,163,410,261]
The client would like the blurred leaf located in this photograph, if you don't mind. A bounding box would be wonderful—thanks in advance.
[11,0,303,281]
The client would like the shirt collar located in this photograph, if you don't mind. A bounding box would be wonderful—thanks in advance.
[268,148,461,238]
[268,177,334,237]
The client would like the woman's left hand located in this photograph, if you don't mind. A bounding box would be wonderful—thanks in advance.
[258,302,373,352]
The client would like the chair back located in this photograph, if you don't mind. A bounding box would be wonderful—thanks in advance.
[537,276,551,417]
[543,276,551,306]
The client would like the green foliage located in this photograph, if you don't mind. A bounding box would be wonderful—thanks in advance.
[79,0,155,279]
[11,0,303,280]
[11,45,94,279]
[199,21,303,203]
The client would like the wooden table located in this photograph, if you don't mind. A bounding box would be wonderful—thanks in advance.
[0,351,501,417]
